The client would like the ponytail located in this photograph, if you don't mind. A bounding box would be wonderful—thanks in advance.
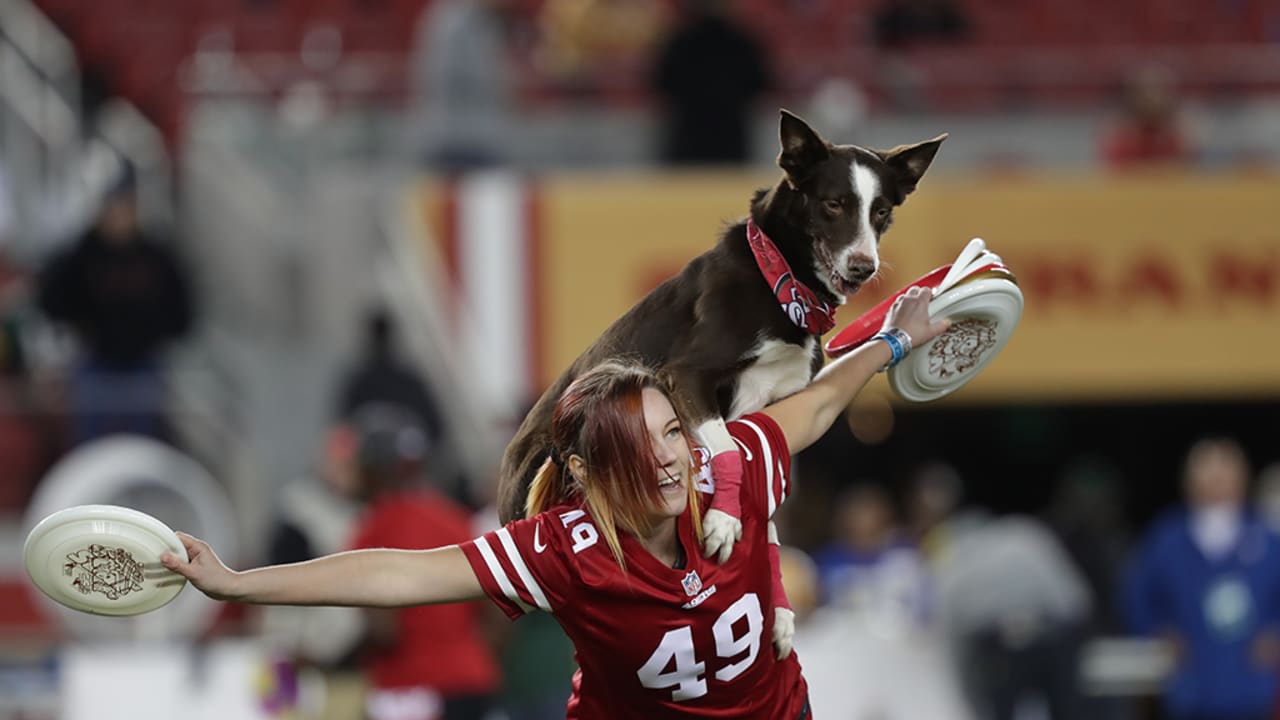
[526,457,569,518]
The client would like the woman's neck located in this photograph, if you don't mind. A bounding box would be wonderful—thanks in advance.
[636,517,682,568]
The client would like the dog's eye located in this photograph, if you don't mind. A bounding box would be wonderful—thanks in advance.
[823,199,843,213]
[874,207,891,221]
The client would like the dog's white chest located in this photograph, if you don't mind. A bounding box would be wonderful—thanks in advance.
[728,337,817,420]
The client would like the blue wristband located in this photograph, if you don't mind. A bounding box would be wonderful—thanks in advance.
[871,327,912,371]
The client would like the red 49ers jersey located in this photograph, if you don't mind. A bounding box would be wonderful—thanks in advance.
[461,413,807,719]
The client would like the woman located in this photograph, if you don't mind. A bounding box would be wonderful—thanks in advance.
[163,287,948,719]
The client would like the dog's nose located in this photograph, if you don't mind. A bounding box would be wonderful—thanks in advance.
[847,258,876,283]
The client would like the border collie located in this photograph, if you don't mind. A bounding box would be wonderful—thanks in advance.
[497,109,944,571]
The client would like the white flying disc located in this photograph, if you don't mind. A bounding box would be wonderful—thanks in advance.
[23,504,189,617]
[888,274,1023,402]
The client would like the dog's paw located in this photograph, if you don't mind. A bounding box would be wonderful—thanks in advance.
[772,607,797,660]
[702,509,743,563]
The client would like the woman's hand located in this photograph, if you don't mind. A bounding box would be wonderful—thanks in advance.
[883,285,951,350]
[161,532,241,601]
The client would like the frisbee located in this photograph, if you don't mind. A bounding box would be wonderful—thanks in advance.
[825,238,1023,402]
[23,504,189,617]
[888,275,1023,402]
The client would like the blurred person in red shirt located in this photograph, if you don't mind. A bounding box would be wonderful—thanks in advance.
[348,407,501,720]
[1100,63,1195,169]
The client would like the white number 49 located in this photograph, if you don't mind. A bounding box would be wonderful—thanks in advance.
[636,593,764,702]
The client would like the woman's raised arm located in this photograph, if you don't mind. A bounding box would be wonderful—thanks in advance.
[763,286,949,454]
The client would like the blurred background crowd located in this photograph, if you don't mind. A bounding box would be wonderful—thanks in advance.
[0,0,1278,719]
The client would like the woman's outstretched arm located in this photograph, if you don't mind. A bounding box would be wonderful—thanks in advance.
[161,532,485,608]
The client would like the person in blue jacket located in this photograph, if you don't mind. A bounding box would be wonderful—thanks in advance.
[1123,437,1280,720]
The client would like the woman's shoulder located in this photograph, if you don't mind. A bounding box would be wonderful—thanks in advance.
[726,412,789,456]
[510,503,641,591]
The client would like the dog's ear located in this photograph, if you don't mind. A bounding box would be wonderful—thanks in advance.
[777,109,830,182]
[879,133,948,197]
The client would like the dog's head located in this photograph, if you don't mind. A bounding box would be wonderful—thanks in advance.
[763,109,946,300]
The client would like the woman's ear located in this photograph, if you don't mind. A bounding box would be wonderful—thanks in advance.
[568,454,588,484]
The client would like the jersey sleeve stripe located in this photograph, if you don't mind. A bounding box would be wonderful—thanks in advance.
[474,535,533,614]
[738,418,777,517]
[496,526,553,612]
[777,457,789,505]
[740,416,792,513]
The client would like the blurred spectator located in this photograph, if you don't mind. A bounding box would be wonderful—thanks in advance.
[872,0,971,50]
[806,77,870,145]
[258,423,367,671]
[651,0,771,166]
[812,483,930,623]
[336,308,445,449]
[1045,455,1132,633]
[271,424,363,565]
[797,482,967,719]
[36,166,193,446]
[412,0,514,171]
[1044,457,1133,720]
[1100,63,1195,169]
[1123,437,1280,720]
[1256,462,1280,533]
[536,0,665,88]
[348,408,501,720]
[910,462,1092,720]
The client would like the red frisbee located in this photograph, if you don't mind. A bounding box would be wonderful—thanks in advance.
[825,260,1012,358]
[825,265,955,358]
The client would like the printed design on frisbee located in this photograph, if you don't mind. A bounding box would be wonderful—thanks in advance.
[63,544,145,600]
[927,318,998,379]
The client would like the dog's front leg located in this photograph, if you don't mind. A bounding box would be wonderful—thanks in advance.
[767,521,796,659]
[691,417,744,564]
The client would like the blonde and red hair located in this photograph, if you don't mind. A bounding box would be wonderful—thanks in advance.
[525,360,704,569]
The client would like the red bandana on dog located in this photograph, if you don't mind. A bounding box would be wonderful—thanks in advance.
[746,219,837,335]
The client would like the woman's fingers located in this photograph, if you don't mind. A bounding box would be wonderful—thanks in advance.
[886,286,950,346]
[175,531,203,554]
[162,532,206,574]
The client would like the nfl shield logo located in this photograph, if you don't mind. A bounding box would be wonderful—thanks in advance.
[681,571,702,597]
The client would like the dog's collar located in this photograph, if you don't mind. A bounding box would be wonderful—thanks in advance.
[746,219,836,335]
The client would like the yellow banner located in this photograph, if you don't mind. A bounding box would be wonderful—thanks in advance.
[536,171,1280,403]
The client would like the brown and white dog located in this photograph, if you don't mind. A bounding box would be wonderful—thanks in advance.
[497,110,944,651]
